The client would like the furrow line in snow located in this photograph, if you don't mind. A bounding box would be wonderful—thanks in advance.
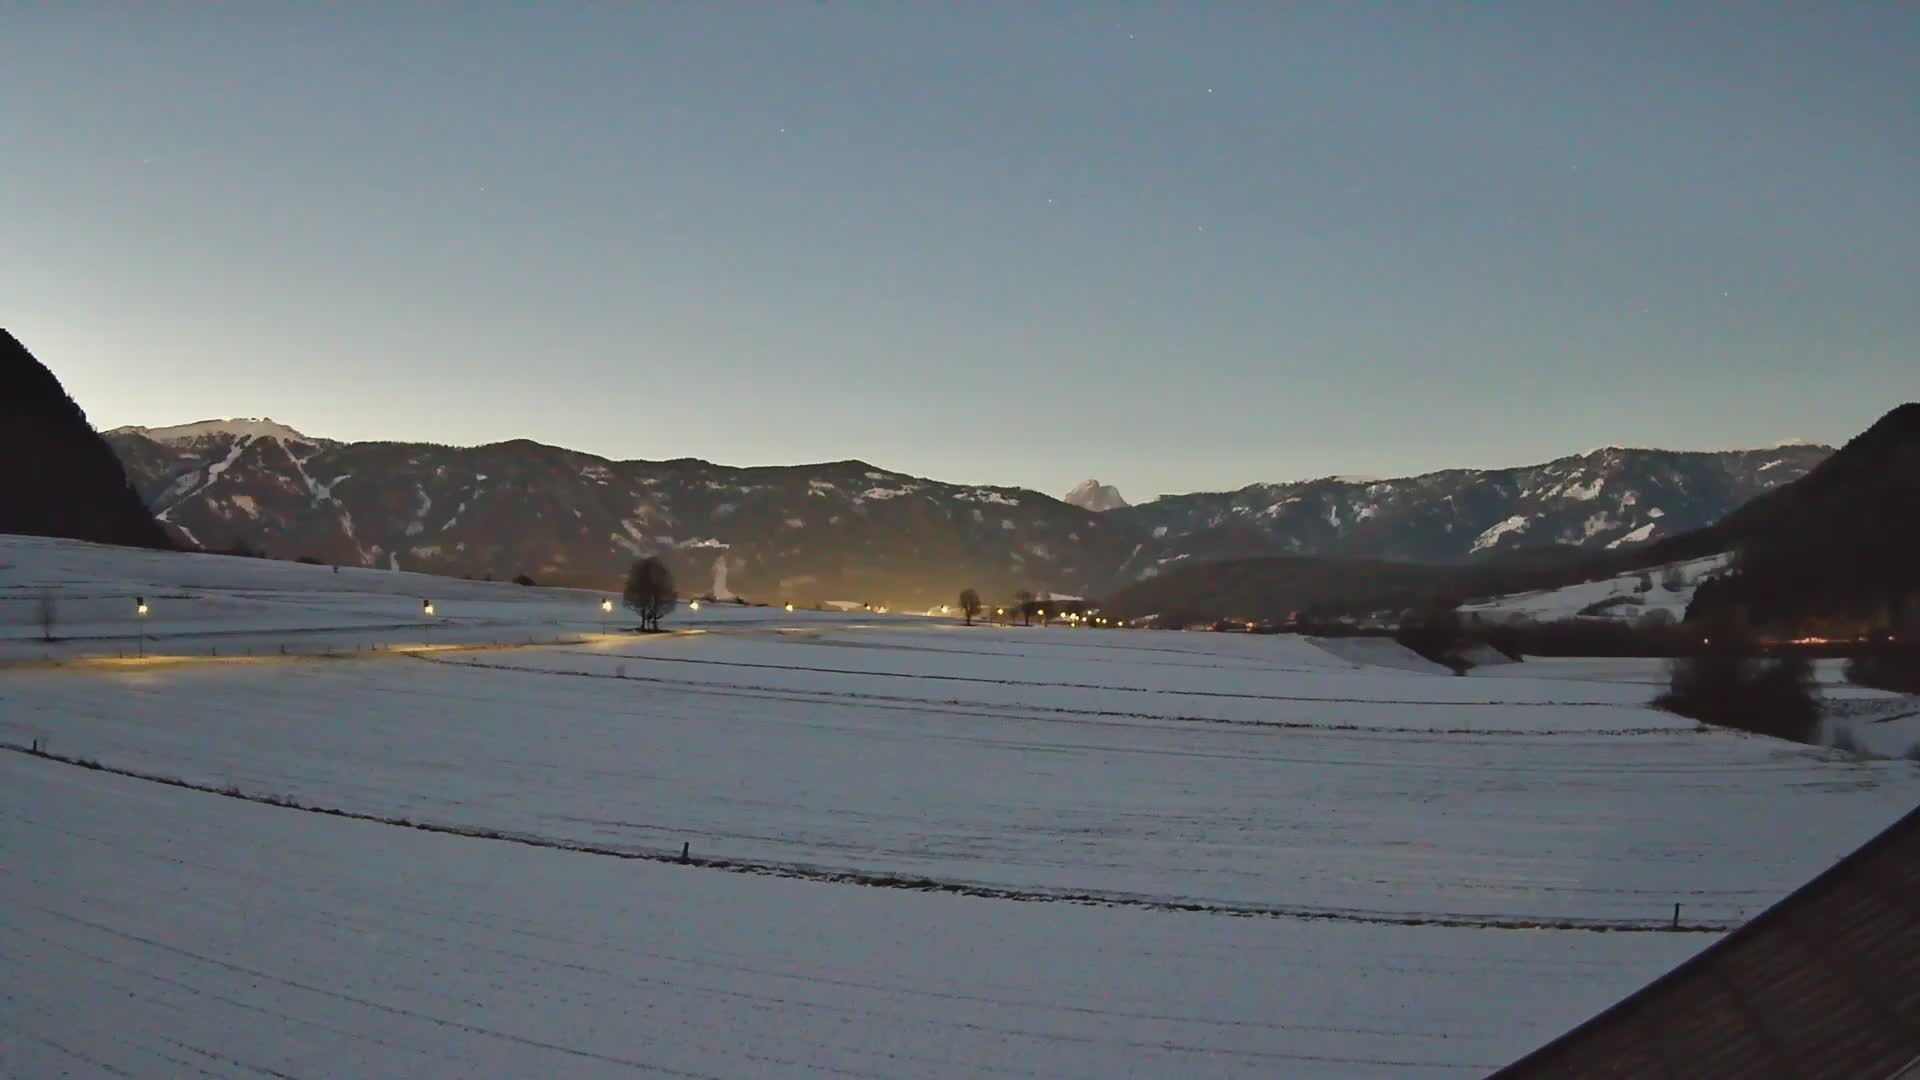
[1,743,1732,934]
[419,652,1690,738]
[529,647,1630,708]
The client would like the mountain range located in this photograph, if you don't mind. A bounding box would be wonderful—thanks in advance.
[99,416,1828,607]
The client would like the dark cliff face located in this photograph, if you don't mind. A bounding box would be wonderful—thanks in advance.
[0,331,172,550]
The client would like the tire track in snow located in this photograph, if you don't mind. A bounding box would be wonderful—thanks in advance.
[422,652,1693,739]
[531,646,1634,709]
[2,743,1731,934]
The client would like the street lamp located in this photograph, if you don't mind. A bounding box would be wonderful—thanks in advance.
[135,596,148,658]
[689,600,701,612]
[422,598,435,647]
[785,602,795,613]
[600,597,613,632]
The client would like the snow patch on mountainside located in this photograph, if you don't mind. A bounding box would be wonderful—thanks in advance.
[1461,554,1731,624]
[1471,515,1531,553]
[1606,522,1658,548]
[114,417,312,445]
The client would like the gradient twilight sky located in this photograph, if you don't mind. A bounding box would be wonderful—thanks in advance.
[4,4,1915,501]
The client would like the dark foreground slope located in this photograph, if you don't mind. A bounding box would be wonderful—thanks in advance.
[1675,402,1920,627]
[0,331,171,550]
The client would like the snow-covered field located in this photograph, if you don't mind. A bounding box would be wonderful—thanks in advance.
[2,754,1706,1078]
[0,534,917,662]
[5,535,1918,1077]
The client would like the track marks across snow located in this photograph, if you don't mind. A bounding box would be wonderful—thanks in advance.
[0,743,1732,934]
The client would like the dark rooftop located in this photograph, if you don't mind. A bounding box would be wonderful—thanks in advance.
[1492,801,1920,1080]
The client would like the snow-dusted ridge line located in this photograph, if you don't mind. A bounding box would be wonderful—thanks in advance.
[0,743,1729,933]
[111,417,314,444]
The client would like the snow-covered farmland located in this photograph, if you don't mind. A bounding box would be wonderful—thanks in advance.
[2,754,1706,1078]
[0,535,914,662]
[4,535,1918,1076]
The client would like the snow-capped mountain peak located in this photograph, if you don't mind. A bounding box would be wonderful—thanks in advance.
[110,418,314,445]
[1063,479,1128,512]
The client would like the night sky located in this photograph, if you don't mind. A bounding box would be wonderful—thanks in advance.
[5,4,1914,499]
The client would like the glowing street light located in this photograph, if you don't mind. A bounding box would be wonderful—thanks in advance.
[135,596,148,658]
[422,599,435,616]
[689,600,701,612]
[600,597,613,632]
[785,602,795,613]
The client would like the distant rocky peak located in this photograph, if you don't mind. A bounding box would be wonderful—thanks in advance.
[1064,479,1128,512]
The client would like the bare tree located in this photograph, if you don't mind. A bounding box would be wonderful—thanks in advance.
[1014,590,1036,627]
[624,557,677,632]
[958,588,982,626]
[36,589,57,642]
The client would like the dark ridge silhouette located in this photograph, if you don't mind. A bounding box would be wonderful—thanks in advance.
[1,330,173,550]
[1675,402,1920,627]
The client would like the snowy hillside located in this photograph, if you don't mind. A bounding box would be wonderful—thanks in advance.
[1460,554,1731,624]
[1114,444,1829,569]
[6,535,1919,1075]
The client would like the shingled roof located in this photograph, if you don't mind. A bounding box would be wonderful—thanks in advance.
[1493,802,1920,1079]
